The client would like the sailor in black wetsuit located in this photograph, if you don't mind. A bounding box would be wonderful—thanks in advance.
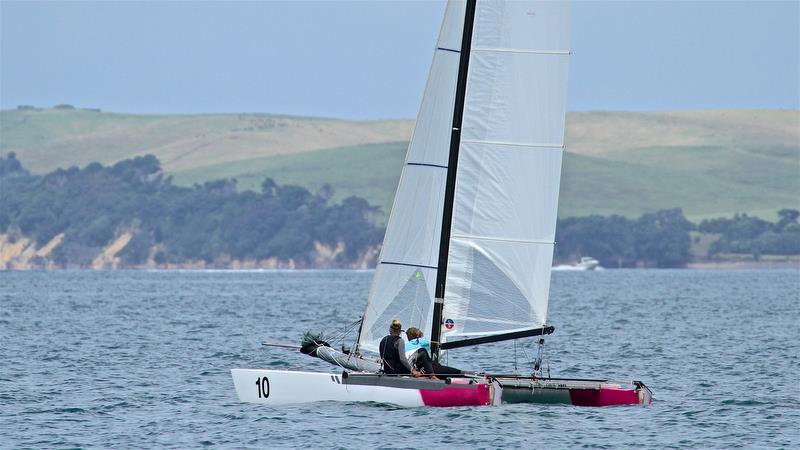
[378,320,421,377]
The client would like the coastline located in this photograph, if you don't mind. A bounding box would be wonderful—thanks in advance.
[2,263,798,271]
[686,260,800,270]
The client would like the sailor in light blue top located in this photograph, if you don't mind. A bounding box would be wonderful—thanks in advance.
[404,336,432,359]
[404,326,464,377]
[403,327,432,373]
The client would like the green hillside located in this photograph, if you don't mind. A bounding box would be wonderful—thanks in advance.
[0,108,412,173]
[170,144,798,223]
[2,107,798,221]
[172,142,407,222]
[559,149,798,221]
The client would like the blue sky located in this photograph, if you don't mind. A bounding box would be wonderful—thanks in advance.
[1,1,798,119]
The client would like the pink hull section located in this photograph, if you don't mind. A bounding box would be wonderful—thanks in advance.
[418,383,491,407]
[569,386,644,407]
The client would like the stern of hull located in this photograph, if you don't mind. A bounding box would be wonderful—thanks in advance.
[498,377,652,407]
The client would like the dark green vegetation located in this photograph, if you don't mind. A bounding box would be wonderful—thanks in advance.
[2,108,798,222]
[554,209,800,268]
[0,153,382,267]
[555,209,693,268]
[698,209,800,258]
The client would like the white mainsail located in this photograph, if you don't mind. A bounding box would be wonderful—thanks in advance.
[358,0,570,354]
[442,0,570,341]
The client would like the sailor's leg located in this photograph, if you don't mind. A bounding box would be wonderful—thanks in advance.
[414,349,435,374]
[432,361,463,375]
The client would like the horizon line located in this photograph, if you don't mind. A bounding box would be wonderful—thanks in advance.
[3,106,798,122]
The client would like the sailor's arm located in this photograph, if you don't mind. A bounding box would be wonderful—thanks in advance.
[395,339,411,370]
[395,339,422,376]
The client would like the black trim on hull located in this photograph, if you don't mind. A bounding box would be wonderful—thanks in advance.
[440,326,555,350]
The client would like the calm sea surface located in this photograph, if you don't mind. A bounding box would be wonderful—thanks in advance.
[1,269,798,449]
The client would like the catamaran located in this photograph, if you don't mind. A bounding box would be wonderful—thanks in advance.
[232,0,652,408]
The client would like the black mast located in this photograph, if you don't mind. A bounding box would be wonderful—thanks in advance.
[431,0,478,360]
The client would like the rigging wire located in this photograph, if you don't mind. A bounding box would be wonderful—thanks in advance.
[326,317,362,347]
[519,340,534,373]
[513,339,518,373]
[350,316,363,355]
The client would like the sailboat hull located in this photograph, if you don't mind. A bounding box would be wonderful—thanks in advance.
[231,369,493,407]
[498,377,652,406]
[231,369,651,408]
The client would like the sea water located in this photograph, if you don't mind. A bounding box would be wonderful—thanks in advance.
[1,269,798,448]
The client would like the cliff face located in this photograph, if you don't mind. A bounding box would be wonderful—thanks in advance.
[91,232,133,269]
[0,233,63,270]
[0,232,380,270]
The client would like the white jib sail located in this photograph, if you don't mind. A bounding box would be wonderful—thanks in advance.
[442,1,571,341]
[358,1,466,354]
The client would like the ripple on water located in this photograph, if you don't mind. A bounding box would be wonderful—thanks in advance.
[720,399,769,406]
[0,269,798,448]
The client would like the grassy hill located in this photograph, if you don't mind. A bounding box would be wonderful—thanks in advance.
[2,107,798,222]
[0,108,412,173]
[172,141,408,221]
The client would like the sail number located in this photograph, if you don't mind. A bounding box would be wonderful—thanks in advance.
[255,376,270,398]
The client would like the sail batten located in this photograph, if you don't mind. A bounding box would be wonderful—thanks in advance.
[451,234,554,245]
[406,162,449,169]
[380,261,438,270]
[472,48,571,55]
[460,139,564,148]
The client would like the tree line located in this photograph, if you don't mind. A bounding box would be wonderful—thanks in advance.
[697,210,800,258]
[0,153,383,267]
[2,153,797,268]
[554,209,694,268]
[555,208,799,267]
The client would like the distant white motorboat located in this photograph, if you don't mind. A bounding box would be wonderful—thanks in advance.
[577,256,600,270]
[553,256,601,271]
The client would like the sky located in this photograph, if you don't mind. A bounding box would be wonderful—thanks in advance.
[1,0,798,119]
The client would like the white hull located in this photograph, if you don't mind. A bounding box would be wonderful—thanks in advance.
[232,369,426,407]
